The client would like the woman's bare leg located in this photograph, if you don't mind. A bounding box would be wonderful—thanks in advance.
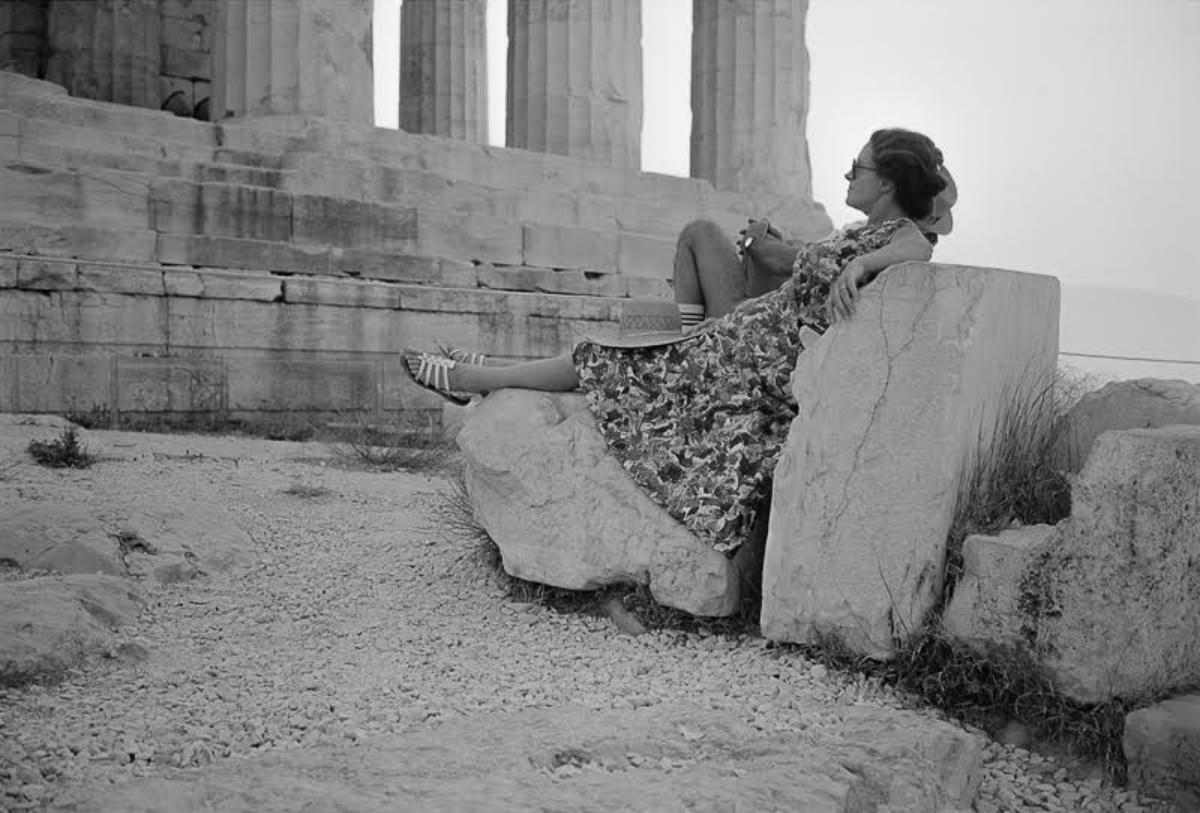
[441,353,579,393]
[672,219,747,319]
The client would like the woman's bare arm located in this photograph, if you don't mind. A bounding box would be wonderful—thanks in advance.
[856,222,934,283]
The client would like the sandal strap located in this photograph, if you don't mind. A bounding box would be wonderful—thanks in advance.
[414,352,456,391]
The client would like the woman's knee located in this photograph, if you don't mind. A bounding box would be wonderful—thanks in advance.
[677,219,728,249]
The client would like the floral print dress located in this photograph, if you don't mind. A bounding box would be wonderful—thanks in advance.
[572,219,909,554]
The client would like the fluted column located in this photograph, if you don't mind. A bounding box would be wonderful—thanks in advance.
[507,0,642,168]
[45,0,160,108]
[0,0,47,79]
[691,0,813,198]
[212,0,373,123]
[399,0,488,143]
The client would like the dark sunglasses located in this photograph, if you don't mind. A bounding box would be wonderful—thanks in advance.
[848,160,877,180]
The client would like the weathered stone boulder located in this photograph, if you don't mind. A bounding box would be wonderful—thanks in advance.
[1059,377,1200,472]
[0,502,253,583]
[1124,694,1200,812]
[943,426,1200,703]
[941,525,1056,648]
[457,390,744,616]
[0,573,144,684]
[55,703,984,812]
[762,263,1060,657]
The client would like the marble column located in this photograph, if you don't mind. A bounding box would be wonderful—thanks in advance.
[690,0,813,198]
[212,0,373,123]
[0,0,47,79]
[399,0,488,143]
[507,0,642,168]
[45,0,160,108]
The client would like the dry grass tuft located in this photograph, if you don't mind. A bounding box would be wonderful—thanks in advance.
[27,427,96,469]
[329,410,455,473]
[282,483,334,499]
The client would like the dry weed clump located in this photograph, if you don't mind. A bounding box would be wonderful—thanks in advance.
[330,410,454,473]
[27,427,96,469]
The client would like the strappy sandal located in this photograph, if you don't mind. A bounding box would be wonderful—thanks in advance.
[401,349,472,406]
[437,343,490,366]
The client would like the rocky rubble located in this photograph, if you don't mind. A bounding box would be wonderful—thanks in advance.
[0,421,1177,811]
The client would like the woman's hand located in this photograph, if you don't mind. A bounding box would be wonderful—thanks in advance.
[737,218,781,255]
[826,257,869,323]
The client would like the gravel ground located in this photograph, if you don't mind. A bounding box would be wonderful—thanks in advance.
[0,425,1178,812]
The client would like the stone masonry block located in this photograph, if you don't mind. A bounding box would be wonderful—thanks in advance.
[77,263,166,297]
[523,223,616,271]
[16,257,77,289]
[416,210,522,265]
[549,269,628,298]
[291,196,417,252]
[0,222,158,264]
[617,232,675,279]
[625,277,673,300]
[4,354,113,414]
[162,268,281,302]
[282,278,402,310]
[0,164,152,231]
[118,357,225,413]
[225,356,377,412]
[156,234,331,276]
[0,290,167,347]
[329,251,441,285]
[0,255,16,287]
[151,179,292,242]
[476,264,552,294]
[167,298,404,353]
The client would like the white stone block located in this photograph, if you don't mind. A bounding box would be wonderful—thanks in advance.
[761,263,1060,657]
[458,390,742,616]
[941,525,1058,648]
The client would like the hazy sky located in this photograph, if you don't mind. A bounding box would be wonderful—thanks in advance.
[373,0,1200,381]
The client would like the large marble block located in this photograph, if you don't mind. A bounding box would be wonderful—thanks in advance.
[761,263,1060,657]
[457,390,742,616]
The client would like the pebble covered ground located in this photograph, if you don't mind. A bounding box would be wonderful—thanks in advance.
[0,425,1178,812]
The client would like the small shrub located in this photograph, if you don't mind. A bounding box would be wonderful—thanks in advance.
[282,483,334,499]
[27,427,96,469]
[64,403,112,430]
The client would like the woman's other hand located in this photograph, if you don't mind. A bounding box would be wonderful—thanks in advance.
[826,258,869,323]
[737,218,781,255]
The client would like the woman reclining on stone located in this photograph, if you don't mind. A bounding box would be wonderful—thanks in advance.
[403,128,954,556]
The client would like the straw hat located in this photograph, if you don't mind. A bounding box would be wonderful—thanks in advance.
[587,298,695,350]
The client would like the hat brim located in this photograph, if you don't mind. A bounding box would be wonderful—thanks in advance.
[583,330,696,350]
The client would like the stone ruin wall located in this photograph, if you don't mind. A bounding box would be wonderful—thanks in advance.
[0,0,832,437]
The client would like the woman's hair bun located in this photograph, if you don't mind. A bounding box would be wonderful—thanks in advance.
[869,128,948,221]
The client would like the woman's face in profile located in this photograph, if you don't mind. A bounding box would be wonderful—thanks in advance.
[845,142,883,215]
